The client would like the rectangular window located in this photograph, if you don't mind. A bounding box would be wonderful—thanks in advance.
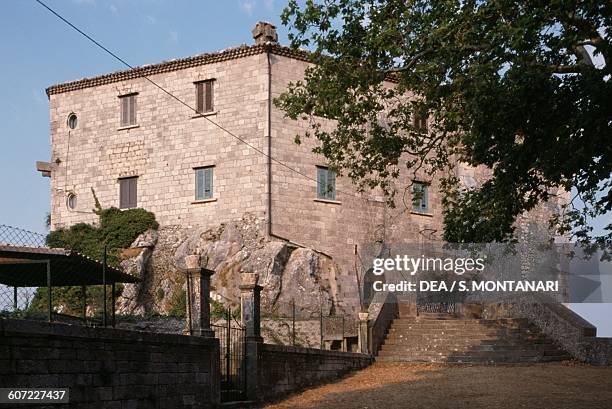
[414,112,428,132]
[195,167,214,200]
[317,167,336,200]
[195,80,214,114]
[120,94,137,127]
[412,181,429,212]
[119,177,138,209]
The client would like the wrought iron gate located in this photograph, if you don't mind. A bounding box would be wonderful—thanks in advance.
[212,311,247,402]
[416,286,458,315]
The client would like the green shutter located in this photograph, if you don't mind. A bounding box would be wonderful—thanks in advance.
[327,169,336,200]
[317,167,326,199]
[204,167,213,199]
[195,168,213,200]
[195,169,204,200]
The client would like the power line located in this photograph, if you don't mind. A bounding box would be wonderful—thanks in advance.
[34,0,373,203]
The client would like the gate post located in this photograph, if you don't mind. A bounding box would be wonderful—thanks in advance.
[358,312,369,354]
[184,255,215,338]
[239,272,263,343]
[240,272,263,401]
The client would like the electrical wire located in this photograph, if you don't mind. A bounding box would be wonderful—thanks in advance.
[34,0,377,203]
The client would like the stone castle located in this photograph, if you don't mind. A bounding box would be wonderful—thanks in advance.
[37,23,560,315]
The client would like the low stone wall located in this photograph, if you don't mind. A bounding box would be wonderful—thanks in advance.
[482,297,612,365]
[0,318,220,408]
[368,292,399,355]
[255,343,372,401]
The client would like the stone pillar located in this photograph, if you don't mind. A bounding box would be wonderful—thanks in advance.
[239,272,263,343]
[184,255,215,338]
[358,312,369,354]
[240,272,263,401]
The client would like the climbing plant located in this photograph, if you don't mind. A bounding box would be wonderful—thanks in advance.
[29,194,158,317]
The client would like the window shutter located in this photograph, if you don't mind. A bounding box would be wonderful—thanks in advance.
[119,179,128,208]
[128,177,137,208]
[327,169,336,200]
[121,97,128,127]
[204,81,213,112]
[317,168,326,199]
[195,169,204,200]
[195,83,203,114]
[204,168,213,199]
[129,95,136,125]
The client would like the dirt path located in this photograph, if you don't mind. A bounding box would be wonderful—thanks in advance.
[261,362,612,409]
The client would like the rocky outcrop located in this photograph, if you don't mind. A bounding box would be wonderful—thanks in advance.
[117,214,341,316]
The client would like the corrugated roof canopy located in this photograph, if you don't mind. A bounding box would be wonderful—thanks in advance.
[0,245,138,287]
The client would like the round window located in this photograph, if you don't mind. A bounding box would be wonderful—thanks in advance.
[66,193,77,210]
[67,113,78,129]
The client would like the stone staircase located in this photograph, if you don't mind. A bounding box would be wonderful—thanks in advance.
[376,312,571,363]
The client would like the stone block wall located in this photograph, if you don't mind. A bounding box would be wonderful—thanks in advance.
[482,298,612,365]
[0,318,220,408]
[49,52,269,230]
[255,343,372,401]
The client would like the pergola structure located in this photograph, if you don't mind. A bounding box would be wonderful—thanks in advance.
[0,244,138,327]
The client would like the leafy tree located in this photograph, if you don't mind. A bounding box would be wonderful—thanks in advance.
[278,0,611,257]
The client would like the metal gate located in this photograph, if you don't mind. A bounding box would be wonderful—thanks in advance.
[212,311,247,402]
[417,286,458,315]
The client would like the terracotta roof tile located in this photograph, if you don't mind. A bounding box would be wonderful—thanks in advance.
[46,43,313,97]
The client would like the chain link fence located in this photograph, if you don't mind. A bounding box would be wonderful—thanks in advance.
[1,225,359,350]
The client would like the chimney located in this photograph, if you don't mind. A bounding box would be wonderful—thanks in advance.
[252,21,278,45]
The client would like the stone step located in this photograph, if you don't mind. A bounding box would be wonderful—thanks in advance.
[388,327,541,338]
[378,345,564,355]
[379,341,559,350]
[375,354,571,363]
[381,339,554,348]
[376,315,569,363]
[397,317,527,323]
[390,320,530,328]
[413,312,457,320]
[378,346,561,357]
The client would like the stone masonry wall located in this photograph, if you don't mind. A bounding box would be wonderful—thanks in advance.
[256,343,372,401]
[49,52,269,230]
[0,318,220,408]
[482,298,612,365]
[48,45,568,315]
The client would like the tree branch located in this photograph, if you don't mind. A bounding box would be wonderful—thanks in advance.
[386,48,434,73]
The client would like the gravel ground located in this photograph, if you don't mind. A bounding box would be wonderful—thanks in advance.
[260,362,612,409]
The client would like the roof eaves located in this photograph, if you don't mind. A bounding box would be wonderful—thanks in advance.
[45,43,315,97]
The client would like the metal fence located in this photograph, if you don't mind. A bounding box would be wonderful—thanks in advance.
[0,224,134,329]
[211,309,247,402]
[259,300,359,351]
[0,225,360,351]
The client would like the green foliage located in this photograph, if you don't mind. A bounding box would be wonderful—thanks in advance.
[28,284,123,318]
[38,200,158,316]
[168,289,187,318]
[279,0,611,258]
[46,206,158,266]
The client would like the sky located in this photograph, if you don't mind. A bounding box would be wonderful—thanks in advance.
[0,0,610,334]
[0,0,290,234]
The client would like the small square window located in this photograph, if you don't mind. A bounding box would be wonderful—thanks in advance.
[120,94,137,127]
[195,167,214,200]
[195,80,215,114]
[414,112,428,132]
[412,182,429,212]
[317,167,336,200]
[119,177,138,209]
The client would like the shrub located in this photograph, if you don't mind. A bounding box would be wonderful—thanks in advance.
[32,203,158,317]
